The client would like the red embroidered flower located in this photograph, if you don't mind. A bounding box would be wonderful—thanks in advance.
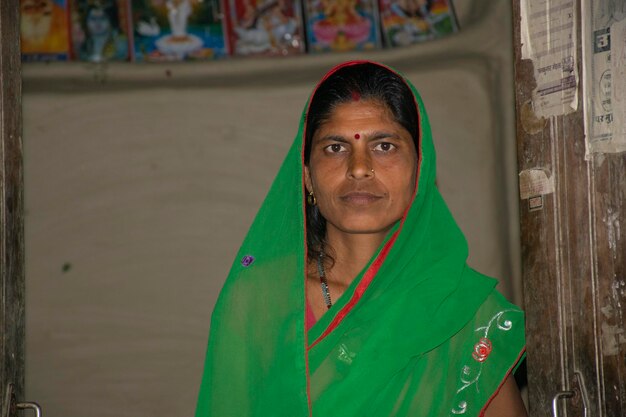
[472,337,492,362]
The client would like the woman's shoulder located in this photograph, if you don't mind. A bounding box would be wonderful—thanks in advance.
[389,287,525,416]
[454,288,525,364]
[473,289,525,332]
[444,288,526,416]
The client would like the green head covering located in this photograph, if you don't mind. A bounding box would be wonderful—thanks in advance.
[196,61,525,417]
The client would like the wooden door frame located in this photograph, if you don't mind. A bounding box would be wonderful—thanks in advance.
[0,0,25,409]
[513,0,626,415]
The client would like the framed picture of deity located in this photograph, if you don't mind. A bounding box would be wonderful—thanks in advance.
[224,0,305,56]
[303,0,382,53]
[69,0,131,62]
[378,0,459,47]
[129,0,227,61]
[20,0,71,61]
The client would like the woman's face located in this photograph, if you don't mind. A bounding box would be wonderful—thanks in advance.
[305,100,418,238]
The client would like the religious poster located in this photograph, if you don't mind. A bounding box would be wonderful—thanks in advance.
[69,0,131,62]
[129,0,227,61]
[378,0,459,47]
[224,0,305,56]
[303,0,381,53]
[20,0,71,61]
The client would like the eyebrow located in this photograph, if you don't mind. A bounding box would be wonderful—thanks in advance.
[368,131,403,141]
[315,131,403,143]
[315,134,349,144]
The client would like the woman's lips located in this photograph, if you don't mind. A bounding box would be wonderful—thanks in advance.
[340,191,383,205]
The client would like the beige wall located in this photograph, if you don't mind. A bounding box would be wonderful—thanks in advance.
[22,2,520,416]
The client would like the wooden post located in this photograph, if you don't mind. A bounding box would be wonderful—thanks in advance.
[0,0,25,410]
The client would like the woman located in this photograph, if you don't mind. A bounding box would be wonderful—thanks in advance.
[196,61,526,417]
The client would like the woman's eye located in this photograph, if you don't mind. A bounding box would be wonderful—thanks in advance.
[373,142,396,152]
[325,143,346,153]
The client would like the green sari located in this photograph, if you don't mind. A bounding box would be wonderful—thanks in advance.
[195,61,525,417]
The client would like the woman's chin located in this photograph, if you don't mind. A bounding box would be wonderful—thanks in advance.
[330,218,399,236]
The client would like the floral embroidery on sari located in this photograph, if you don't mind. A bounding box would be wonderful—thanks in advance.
[449,309,516,415]
[337,343,356,365]
[472,338,492,362]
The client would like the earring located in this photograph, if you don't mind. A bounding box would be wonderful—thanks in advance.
[307,191,317,206]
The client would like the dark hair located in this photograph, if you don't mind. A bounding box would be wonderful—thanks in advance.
[304,63,419,264]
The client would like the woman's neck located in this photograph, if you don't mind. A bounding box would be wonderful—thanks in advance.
[323,225,388,287]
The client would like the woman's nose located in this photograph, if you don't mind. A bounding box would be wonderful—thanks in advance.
[347,150,374,180]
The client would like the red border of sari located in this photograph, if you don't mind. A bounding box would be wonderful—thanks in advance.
[478,347,527,417]
[301,60,423,416]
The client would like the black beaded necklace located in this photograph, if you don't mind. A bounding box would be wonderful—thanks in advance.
[316,251,333,309]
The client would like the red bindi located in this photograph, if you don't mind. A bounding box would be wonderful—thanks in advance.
[354,133,360,139]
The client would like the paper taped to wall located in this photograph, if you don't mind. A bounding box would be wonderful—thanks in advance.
[519,168,554,200]
[583,1,626,156]
[609,18,626,150]
[520,0,578,118]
